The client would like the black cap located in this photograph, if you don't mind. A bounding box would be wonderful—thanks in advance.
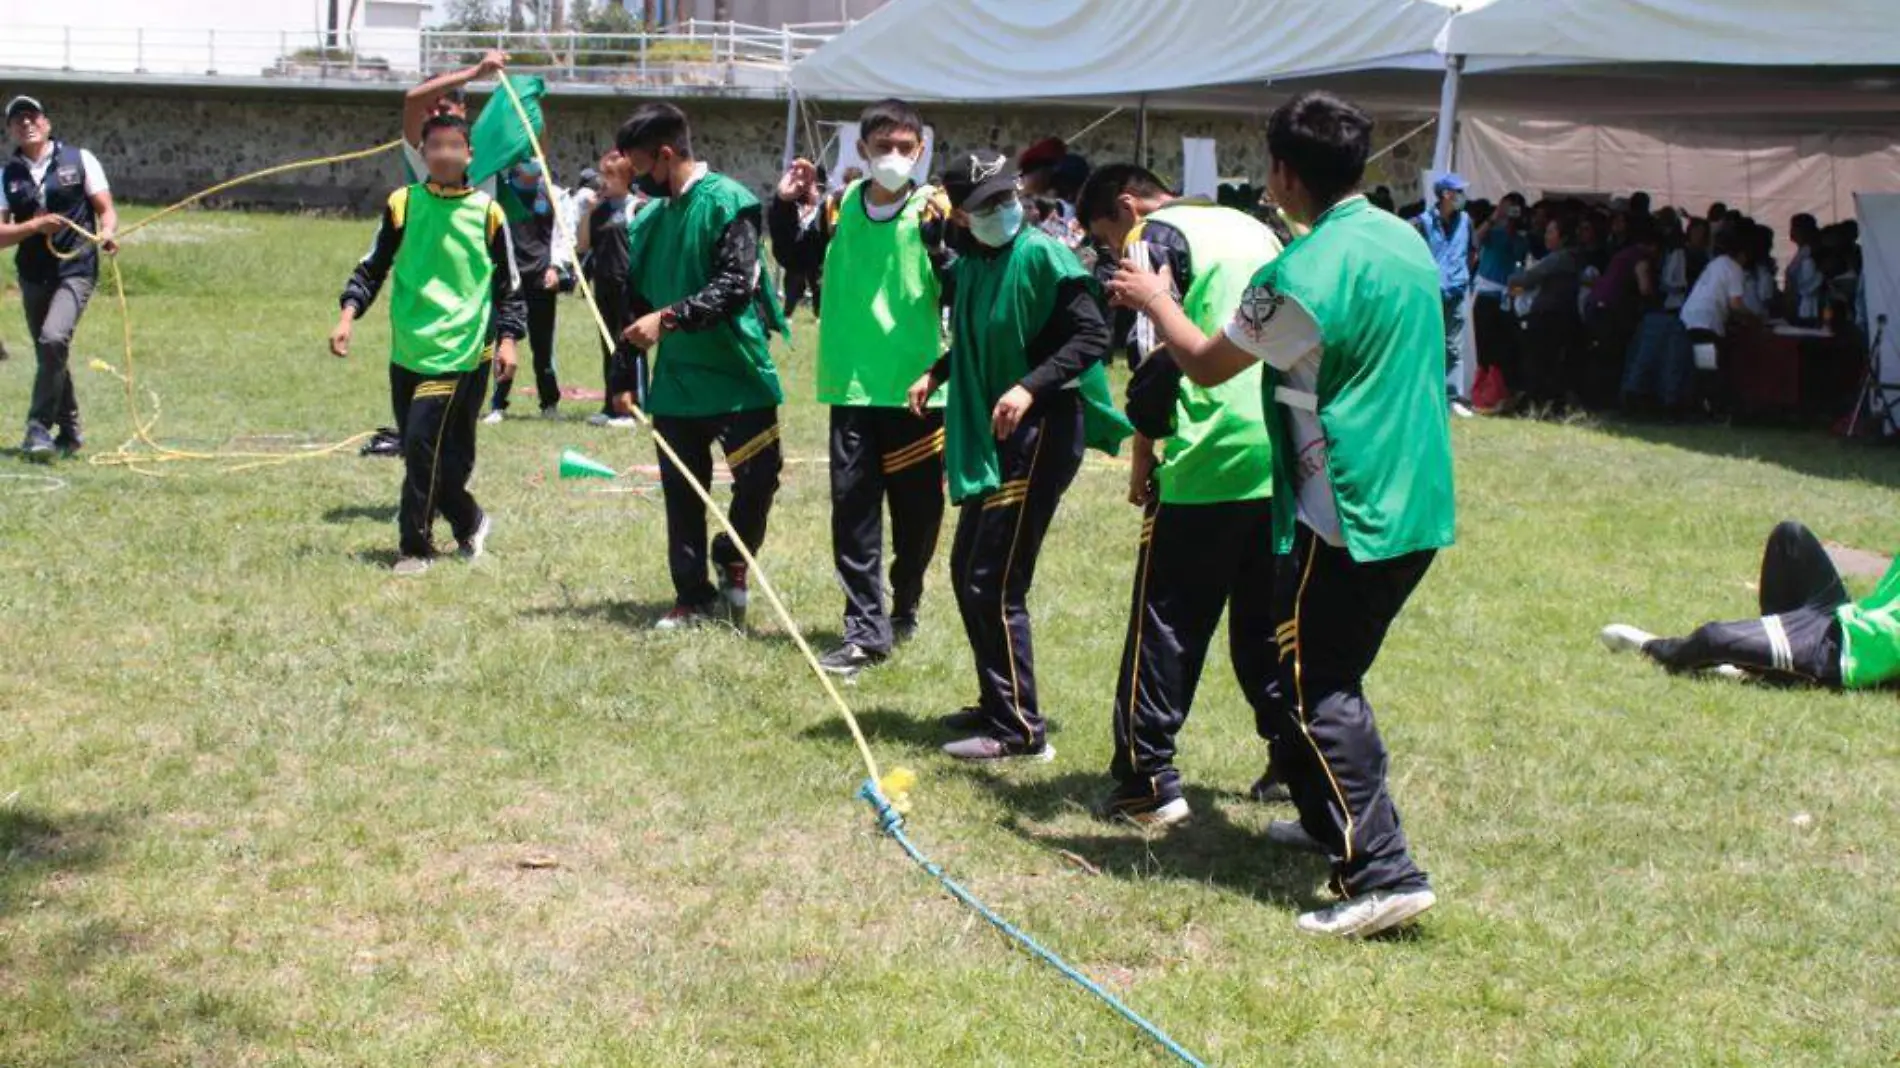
[5,95,44,122]
[942,149,1018,211]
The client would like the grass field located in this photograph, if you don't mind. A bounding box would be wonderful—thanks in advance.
[2,206,1897,1066]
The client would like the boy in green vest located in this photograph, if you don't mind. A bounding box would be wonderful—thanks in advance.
[1601,520,1900,690]
[1077,163,1285,827]
[1110,91,1455,938]
[907,150,1131,764]
[616,103,787,630]
[773,99,953,677]
[331,113,525,577]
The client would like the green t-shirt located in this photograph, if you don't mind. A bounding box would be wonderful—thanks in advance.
[1838,557,1900,688]
[627,170,786,418]
[816,181,945,408]
[388,184,503,376]
[1245,196,1456,561]
[1136,203,1282,505]
[944,228,1131,503]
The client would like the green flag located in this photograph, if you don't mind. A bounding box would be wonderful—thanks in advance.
[470,73,546,222]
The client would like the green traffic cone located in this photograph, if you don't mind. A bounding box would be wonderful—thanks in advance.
[558,448,618,480]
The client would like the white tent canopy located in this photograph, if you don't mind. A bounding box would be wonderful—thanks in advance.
[1439,0,1900,67]
[790,0,1461,107]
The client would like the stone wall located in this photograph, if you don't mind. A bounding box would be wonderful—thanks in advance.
[6,79,1425,214]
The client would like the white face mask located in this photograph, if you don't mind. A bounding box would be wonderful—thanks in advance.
[869,151,915,193]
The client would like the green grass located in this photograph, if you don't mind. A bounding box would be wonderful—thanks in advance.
[3,206,1898,1066]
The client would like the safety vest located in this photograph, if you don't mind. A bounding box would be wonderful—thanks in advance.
[815,179,945,408]
[3,141,98,284]
[387,183,503,375]
[1138,202,1282,504]
[1256,196,1456,561]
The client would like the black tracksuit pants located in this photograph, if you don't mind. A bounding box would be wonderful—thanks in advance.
[491,290,558,412]
[592,280,648,414]
[1110,496,1279,792]
[391,361,489,557]
[653,407,783,608]
[1261,524,1434,898]
[948,392,1084,749]
[830,405,946,654]
[1643,521,1846,687]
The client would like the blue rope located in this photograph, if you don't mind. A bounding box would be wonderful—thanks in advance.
[856,781,1211,1068]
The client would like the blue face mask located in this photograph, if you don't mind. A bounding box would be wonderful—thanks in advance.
[968,198,1025,248]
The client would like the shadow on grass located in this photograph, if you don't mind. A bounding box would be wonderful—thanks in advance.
[944,768,1331,912]
[522,597,683,631]
[352,547,401,569]
[799,706,950,752]
[322,503,397,524]
[0,805,122,917]
[1590,416,1900,488]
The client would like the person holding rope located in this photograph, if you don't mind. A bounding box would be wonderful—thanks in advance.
[330,113,525,576]
[1,95,116,461]
[400,50,508,192]
[616,102,788,632]
[1109,91,1453,938]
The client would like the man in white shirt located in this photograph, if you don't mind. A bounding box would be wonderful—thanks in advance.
[0,96,116,459]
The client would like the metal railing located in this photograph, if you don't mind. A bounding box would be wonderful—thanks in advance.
[0,20,847,88]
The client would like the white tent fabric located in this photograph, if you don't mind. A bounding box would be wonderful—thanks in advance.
[1854,193,1900,432]
[1179,138,1219,199]
[1440,0,1900,67]
[1461,116,1900,225]
[791,0,1459,103]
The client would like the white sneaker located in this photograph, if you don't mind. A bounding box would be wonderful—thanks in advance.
[539,407,561,421]
[458,513,491,560]
[482,410,505,425]
[1710,664,1749,681]
[1450,400,1476,419]
[391,555,432,577]
[1297,888,1437,939]
[586,412,613,427]
[1599,623,1657,654]
[1267,819,1328,855]
[606,415,639,429]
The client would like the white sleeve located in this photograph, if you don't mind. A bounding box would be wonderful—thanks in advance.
[1722,262,1747,304]
[550,185,577,270]
[80,149,109,195]
[1222,278,1323,371]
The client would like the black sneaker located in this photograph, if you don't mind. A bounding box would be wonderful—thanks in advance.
[938,705,985,733]
[1098,775,1190,828]
[361,427,402,457]
[52,426,83,458]
[1250,762,1292,804]
[941,735,1055,763]
[21,421,55,463]
[818,642,886,677]
[891,614,919,646]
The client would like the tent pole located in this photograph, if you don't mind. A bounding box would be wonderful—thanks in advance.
[1135,94,1149,168]
[782,87,799,169]
[1431,54,1464,174]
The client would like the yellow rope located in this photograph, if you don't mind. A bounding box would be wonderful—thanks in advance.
[495,78,889,789]
[43,141,403,473]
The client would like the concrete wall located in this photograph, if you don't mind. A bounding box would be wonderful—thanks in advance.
[3,80,1426,214]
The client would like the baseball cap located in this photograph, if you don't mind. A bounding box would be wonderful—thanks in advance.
[1017,137,1066,174]
[5,96,45,122]
[942,150,1018,211]
[1433,172,1469,195]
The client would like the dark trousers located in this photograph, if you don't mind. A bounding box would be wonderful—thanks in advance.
[21,275,93,435]
[1261,524,1434,898]
[592,281,649,415]
[391,361,489,557]
[1472,293,1518,386]
[830,405,946,654]
[1645,521,1846,687]
[948,393,1085,748]
[492,290,558,412]
[1110,496,1279,790]
[1520,313,1578,407]
[784,270,821,317]
[653,407,783,607]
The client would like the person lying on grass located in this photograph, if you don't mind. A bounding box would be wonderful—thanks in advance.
[1602,520,1900,689]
